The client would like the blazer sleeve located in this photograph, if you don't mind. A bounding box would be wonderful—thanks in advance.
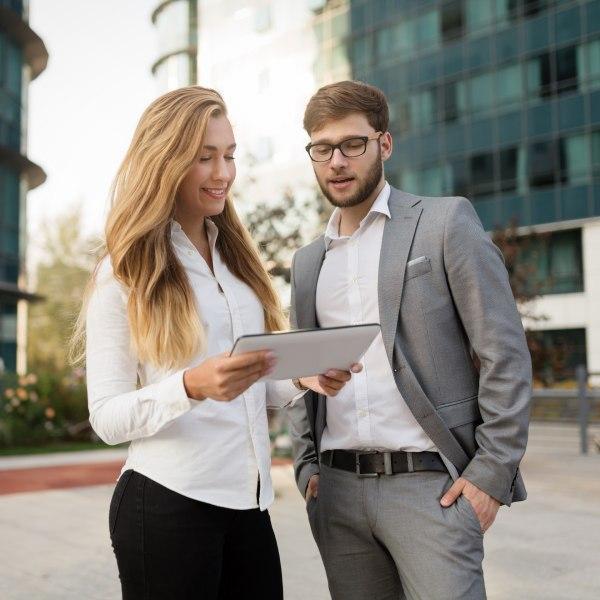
[443,197,532,504]
[284,252,320,496]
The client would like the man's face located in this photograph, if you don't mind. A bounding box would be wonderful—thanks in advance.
[308,113,392,208]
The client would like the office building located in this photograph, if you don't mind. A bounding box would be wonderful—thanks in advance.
[0,0,46,373]
[313,0,600,380]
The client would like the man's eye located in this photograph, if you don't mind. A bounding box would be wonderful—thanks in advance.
[225,155,236,161]
[344,139,364,149]
[313,146,330,155]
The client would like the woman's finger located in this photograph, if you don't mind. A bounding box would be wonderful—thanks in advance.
[226,370,267,399]
[223,350,274,373]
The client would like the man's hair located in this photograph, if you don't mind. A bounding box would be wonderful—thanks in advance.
[303,80,389,135]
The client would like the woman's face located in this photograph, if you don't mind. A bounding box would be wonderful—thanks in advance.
[176,113,236,221]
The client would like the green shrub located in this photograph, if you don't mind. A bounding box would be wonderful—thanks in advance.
[0,369,88,447]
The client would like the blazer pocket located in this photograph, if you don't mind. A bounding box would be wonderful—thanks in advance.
[436,395,481,429]
[405,256,432,280]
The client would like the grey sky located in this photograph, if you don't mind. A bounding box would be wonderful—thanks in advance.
[27,0,158,263]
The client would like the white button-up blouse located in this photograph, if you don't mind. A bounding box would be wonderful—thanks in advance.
[86,218,298,510]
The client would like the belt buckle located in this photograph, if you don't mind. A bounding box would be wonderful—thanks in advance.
[355,451,379,478]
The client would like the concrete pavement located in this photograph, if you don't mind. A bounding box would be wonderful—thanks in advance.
[0,423,598,599]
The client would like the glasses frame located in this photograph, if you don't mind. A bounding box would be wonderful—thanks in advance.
[305,133,383,162]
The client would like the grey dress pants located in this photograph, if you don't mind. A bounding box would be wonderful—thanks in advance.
[306,463,486,600]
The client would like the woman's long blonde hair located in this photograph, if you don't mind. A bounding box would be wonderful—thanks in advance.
[71,86,286,370]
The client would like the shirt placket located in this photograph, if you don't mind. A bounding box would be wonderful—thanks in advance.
[347,233,371,446]
[217,274,260,503]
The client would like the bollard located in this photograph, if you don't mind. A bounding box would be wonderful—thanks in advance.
[576,365,589,455]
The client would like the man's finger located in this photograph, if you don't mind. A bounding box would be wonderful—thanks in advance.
[350,363,363,373]
[324,369,352,383]
[440,478,466,507]
[318,375,345,391]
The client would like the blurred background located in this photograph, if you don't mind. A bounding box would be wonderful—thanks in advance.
[1,0,598,451]
[0,1,599,598]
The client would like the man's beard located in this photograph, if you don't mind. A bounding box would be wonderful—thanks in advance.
[317,153,383,209]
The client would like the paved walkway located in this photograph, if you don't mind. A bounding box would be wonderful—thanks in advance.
[0,423,598,599]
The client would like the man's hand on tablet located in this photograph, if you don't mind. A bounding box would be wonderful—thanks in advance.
[299,363,363,396]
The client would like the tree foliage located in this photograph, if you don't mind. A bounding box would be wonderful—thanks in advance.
[27,206,101,372]
[492,221,571,386]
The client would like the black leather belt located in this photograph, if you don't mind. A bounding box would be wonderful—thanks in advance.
[320,449,446,477]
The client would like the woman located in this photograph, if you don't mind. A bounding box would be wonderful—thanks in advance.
[74,87,358,599]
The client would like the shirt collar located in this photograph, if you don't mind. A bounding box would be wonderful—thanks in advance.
[324,181,391,248]
[170,218,219,248]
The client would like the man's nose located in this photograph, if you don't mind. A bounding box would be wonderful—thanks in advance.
[329,147,348,169]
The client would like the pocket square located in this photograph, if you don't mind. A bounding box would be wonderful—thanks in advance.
[407,256,429,267]
[405,256,431,280]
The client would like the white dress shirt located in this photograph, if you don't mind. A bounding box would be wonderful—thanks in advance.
[86,218,298,511]
[316,182,436,452]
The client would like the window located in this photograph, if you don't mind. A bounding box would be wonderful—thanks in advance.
[496,63,523,108]
[561,134,589,184]
[529,328,586,383]
[528,46,579,98]
[441,1,464,41]
[416,10,440,50]
[522,0,547,17]
[578,39,600,90]
[465,0,495,32]
[449,158,470,196]
[592,130,600,176]
[420,164,447,196]
[520,230,584,296]
[376,22,411,62]
[353,36,370,69]
[471,151,495,196]
[441,82,459,122]
[470,72,494,113]
[528,140,558,187]
[555,46,578,94]
[409,89,436,129]
[499,147,518,192]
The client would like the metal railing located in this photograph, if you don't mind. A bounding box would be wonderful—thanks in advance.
[531,365,600,455]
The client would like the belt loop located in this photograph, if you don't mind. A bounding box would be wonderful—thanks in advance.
[383,452,393,475]
[328,450,334,468]
[406,452,414,473]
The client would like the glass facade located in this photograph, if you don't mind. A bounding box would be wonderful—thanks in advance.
[0,1,46,372]
[0,27,22,372]
[152,0,198,90]
[338,0,600,231]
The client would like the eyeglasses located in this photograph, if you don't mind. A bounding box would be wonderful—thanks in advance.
[305,133,383,162]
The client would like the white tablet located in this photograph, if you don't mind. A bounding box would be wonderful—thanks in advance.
[230,323,381,381]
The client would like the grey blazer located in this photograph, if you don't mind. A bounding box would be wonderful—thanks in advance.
[286,187,532,506]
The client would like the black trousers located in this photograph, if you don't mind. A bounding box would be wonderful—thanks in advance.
[109,470,283,600]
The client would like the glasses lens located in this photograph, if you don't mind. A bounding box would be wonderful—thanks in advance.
[341,138,367,157]
[309,144,332,161]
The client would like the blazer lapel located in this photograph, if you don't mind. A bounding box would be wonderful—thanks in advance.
[378,189,423,368]
[295,238,326,329]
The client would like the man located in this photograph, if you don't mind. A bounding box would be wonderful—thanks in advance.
[288,80,532,600]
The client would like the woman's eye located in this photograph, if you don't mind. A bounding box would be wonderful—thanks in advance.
[199,157,211,162]
[225,155,236,161]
